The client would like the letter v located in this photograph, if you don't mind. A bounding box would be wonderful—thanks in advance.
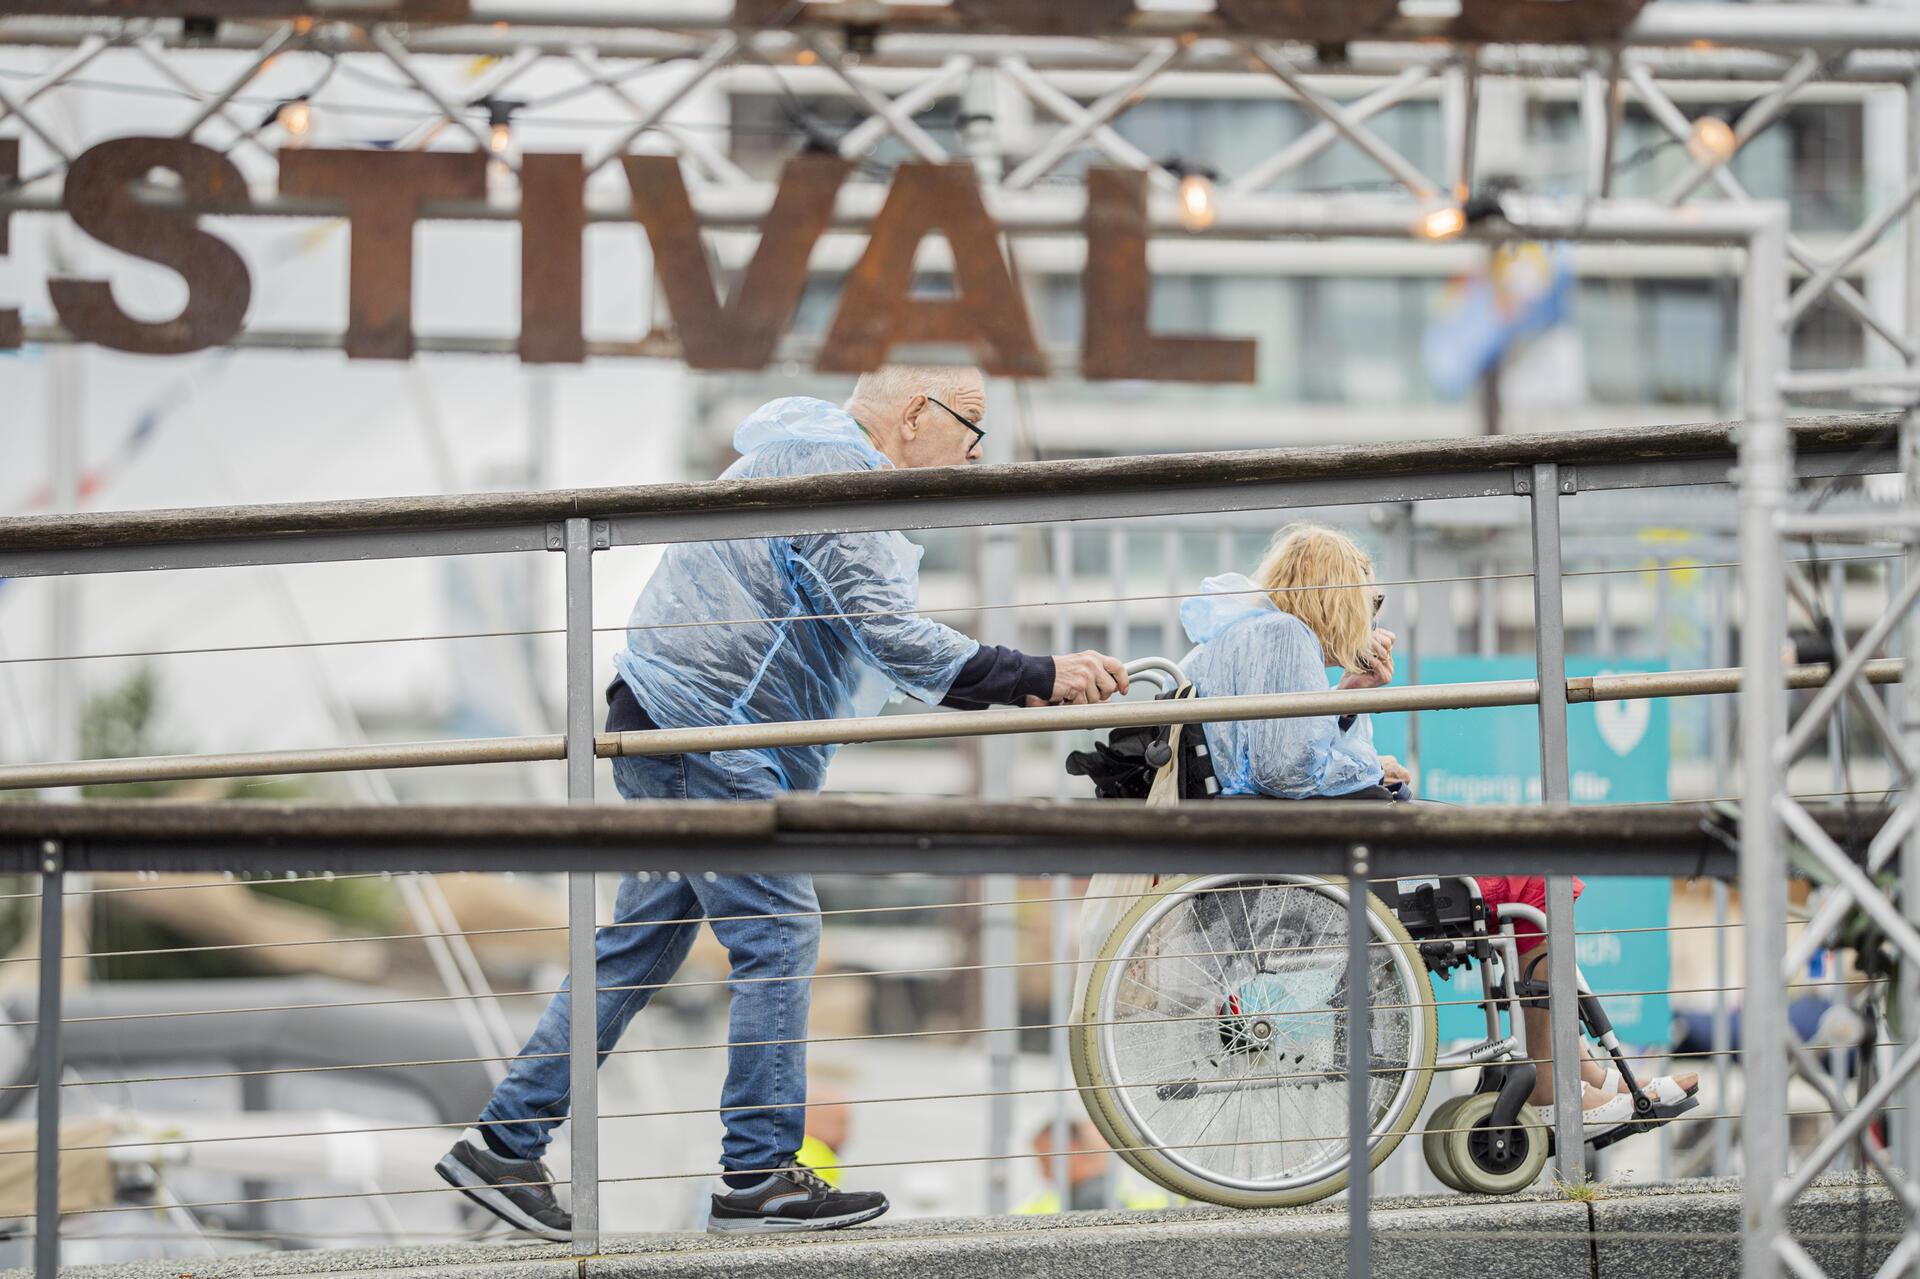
[623,152,851,370]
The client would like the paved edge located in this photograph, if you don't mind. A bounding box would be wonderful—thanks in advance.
[11,1174,1897,1279]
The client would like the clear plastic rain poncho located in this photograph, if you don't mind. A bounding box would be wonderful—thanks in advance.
[612,396,979,793]
[1177,572,1384,798]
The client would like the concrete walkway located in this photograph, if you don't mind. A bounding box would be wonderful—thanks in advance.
[15,1175,1898,1279]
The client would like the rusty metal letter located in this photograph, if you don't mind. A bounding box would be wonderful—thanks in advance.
[278,148,486,360]
[623,152,849,371]
[1212,0,1400,43]
[519,152,585,364]
[48,137,251,355]
[0,138,17,350]
[817,162,1047,378]
[1453,0,1650,43]
[1082,168,1255,384]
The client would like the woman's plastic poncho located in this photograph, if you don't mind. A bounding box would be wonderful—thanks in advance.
[1178,572,1384,799]
[612,396,979,793]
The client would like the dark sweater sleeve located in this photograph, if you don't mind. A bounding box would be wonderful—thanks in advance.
[940,645,1056,710]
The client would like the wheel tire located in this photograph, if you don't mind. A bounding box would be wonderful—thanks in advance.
[1442,1090,1549,1195]
[1073,874,1437,1209]
[1423,1094,1472,1192]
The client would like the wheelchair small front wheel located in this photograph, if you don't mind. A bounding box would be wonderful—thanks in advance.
[1422,1094,1472,1192]
[1442,1091,1548,1195]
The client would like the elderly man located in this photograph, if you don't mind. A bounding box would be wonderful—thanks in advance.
[438,365,1128,1237]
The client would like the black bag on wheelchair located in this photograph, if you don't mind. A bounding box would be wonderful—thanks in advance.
[1063,685,1221,800]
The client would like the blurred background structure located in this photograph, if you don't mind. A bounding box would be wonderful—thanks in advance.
[0,0,1917,1271]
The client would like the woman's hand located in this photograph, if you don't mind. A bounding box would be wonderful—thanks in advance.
[1379,755,1412,788]
[1337,628,1396,690]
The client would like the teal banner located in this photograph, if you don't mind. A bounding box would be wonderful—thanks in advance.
[1372,656,1673,1043]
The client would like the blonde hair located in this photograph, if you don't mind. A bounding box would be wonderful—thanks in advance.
[1254,524,1377,670]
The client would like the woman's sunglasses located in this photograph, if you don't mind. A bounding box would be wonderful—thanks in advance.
[1371,592,1386,617]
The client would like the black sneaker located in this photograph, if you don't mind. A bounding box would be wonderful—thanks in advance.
[707,1165,889,1234]
[434,1129,572,1242]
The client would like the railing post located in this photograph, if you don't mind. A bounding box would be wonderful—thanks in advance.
[1345,843,1372,1279]
[562,517,601,1253]
[34,839,63,1279]
[1526,461,1584,1183]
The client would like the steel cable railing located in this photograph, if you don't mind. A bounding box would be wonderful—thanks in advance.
[0,550,1902,670]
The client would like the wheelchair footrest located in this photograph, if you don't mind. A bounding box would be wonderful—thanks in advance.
[1588,1094,1700,1152]
[1548,1094,1700,1157]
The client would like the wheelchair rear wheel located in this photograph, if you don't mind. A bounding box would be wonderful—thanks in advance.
[1071,874,1437,1208]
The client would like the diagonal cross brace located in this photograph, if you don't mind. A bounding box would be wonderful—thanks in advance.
[1778,798,1920,975]
[0,34,111,167]
[805,34,949,166]
[1784,791,1920,978]
[1626,63,1915,363]
[840,55,973,162]
[1662,51,1827,208]
[1000,47,1179,192]
[1787,174,1920,327]
[1772,1017,1920,1209]
[586,35,739,177]
[134,34,278,166]
[1783,559,1920,765]
[178,24,300,143]
[1783,561,1916,782]
[571,47,753,189]
[1786,1030,1917,1214]
[370,26,498,157]
[1249,44,1440,202]
[1231,64,1434,197]
[1775,1236,1843,1279]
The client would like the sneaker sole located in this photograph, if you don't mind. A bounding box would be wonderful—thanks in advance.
[706,1202,890,1235]
[434,1152,571,1243]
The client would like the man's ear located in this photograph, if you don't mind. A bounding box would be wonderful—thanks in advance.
[901,394,926,439]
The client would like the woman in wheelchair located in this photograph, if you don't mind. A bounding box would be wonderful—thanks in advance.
[1063,523,1696,1207]
[1177,523,1696,1137]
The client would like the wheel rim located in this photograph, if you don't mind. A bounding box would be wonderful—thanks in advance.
[1094,875,1430,1194]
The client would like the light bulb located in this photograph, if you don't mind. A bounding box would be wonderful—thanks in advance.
[1418,204,1466,241]
[1687,116,1737,166]
[490,121,512,154]
[279,98,311,137]
[1177,172,1216,232]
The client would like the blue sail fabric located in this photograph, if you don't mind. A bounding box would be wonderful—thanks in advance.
[612,396,979,793]
[1177,572,1384,798]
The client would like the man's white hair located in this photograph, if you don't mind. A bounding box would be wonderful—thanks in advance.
[844,364,972,417]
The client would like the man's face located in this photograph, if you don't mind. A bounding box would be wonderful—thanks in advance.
[900,369,987,469]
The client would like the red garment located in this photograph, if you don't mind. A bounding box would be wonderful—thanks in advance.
[1472,875,1584,954]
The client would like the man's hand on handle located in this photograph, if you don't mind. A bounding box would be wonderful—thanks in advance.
[1025,650,1130,707]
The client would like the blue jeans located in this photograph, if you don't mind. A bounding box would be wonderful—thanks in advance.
[478,750,819,1174]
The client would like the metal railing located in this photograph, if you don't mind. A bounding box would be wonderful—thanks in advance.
[0,410,1902,1277]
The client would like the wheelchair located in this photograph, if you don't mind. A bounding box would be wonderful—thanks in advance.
[1062,659,1697,1208]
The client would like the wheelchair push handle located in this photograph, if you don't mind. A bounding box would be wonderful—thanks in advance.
[1124,656,1189,695]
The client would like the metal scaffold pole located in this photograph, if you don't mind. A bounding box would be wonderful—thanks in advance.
[1739,207,1792,1279]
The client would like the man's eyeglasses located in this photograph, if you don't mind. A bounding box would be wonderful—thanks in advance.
[1371,592,1386,618]
[926,396,988,452]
